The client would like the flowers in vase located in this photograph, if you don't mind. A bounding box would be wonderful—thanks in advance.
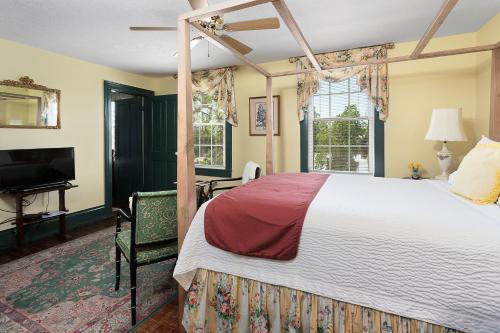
[408,162,423,179]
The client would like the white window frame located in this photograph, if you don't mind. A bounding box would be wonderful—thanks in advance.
[193,92,226,170]
[307,77,374,174]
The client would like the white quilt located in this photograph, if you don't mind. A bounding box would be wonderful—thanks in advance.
[174,174,500,332]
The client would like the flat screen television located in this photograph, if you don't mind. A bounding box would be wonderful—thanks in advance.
[0,148,75,191]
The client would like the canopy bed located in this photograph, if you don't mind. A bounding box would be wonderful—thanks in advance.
[174,0,500,332]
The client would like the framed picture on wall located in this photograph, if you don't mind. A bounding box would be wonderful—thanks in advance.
[249,95,280,136]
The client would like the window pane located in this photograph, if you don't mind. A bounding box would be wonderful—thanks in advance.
[350,119,369,145]
[212,125,224,145]
[313,146,330,171]
[317,80,330,95]
[200,125,211,145]
[331,94,349,117]
[312,94,329,119]
[194,126,200,144]
[330,120,349,146]
[199,146,211,166]
[213,146,224,166]
[212,108,225,123]
[350,92,370,117]
[313,120,330,145]
[351,146,370,173]
[331,79,349,94]
[330,147,349,171]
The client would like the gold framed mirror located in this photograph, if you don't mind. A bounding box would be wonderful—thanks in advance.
[0,76,61,129]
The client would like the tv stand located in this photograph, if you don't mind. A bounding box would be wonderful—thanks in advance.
[4,183,78,247]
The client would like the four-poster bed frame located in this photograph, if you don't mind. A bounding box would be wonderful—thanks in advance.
[176,0,500,327]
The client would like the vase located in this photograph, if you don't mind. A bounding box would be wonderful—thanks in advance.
[411,169,420,180]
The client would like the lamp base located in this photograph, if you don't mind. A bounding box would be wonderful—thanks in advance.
[434,142,452,180]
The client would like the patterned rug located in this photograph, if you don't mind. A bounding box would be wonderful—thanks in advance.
[0,226,177,333]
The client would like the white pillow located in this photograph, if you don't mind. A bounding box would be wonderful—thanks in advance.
[477,135,498,145]
[448,171,457,185]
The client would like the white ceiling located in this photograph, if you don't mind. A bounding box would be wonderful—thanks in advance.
[1,0,499,76]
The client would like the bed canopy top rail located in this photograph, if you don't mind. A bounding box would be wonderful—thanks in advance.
[177,0,500,329]
[271,43,499,77]
[272,0,321,72]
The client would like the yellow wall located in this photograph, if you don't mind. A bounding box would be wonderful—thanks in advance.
[229,14,500,179]
[385,33,479,178]
[0,38,176,231]
[1,13,498,231]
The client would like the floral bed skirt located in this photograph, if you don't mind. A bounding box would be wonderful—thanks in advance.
[182,269,463,333]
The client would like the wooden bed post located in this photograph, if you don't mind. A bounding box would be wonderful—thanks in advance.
[177,17,196,332]
[491,47,500,141]
[266,76,274,174]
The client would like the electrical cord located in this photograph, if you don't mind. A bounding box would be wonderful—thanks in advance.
[0,217,16,225]
[45,193,50,212]
[22,194,37,207]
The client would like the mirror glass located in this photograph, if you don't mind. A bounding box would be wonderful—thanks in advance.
[0,77,60,128]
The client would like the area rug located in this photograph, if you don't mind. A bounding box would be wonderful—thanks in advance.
[0,226,177,333]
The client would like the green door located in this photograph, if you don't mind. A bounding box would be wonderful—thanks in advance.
[113,96,143,210]
[144,95,177,191]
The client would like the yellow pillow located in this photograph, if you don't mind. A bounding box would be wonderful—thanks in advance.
[450,143,500,204]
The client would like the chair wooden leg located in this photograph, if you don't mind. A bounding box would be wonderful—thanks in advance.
[130,261,137,326]
[115,246,121,291]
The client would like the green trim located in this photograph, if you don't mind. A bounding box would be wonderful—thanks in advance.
[374,113,385,177]
[300,111,309,173]
[104,81,155,215]
[0,206,111,250]
[195,122,232,178]
[299,108,385,175]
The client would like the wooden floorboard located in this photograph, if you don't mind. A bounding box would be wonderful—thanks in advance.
[135,301,179,333]
[0,217,116,265]
[0,217,180,332]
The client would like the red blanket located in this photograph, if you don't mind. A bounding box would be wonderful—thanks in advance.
[204,173,329,260]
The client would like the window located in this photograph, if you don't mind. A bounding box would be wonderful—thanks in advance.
[193,91,232,177]
[307,77,374,174]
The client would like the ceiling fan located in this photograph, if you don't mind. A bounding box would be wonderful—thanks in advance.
[129,0,280,56]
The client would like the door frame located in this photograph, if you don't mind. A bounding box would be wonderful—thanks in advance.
[103,81,154,215]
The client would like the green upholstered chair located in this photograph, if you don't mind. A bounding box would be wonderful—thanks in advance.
[113,190,178,326]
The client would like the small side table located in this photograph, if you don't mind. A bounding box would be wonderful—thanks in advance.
[2,183,78,247]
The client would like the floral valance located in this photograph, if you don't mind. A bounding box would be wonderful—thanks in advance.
[191,67,238,126]
[292,44,392,121]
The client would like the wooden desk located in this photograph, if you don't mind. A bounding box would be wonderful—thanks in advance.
[2,183,78,247]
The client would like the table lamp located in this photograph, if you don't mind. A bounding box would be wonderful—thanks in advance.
[425,108,467,180]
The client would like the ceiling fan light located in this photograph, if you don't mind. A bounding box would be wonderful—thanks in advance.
[173,37,204,57]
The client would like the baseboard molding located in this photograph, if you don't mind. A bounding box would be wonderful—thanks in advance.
[0,205,112,251]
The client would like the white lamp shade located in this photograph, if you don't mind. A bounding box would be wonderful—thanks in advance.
[425,108,467,142]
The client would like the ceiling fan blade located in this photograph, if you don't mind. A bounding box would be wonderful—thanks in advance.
[188,0,208,10]
[223,17,280,31]
[219,35,252,54]
[129,26,177,31]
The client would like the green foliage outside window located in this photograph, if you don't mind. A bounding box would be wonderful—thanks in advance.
[313,104,369,172]
[193,92,225,168]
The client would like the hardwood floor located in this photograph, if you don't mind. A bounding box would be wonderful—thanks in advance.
[0,217,180,332]
[0,217,116,265]
[134,301,179,333]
